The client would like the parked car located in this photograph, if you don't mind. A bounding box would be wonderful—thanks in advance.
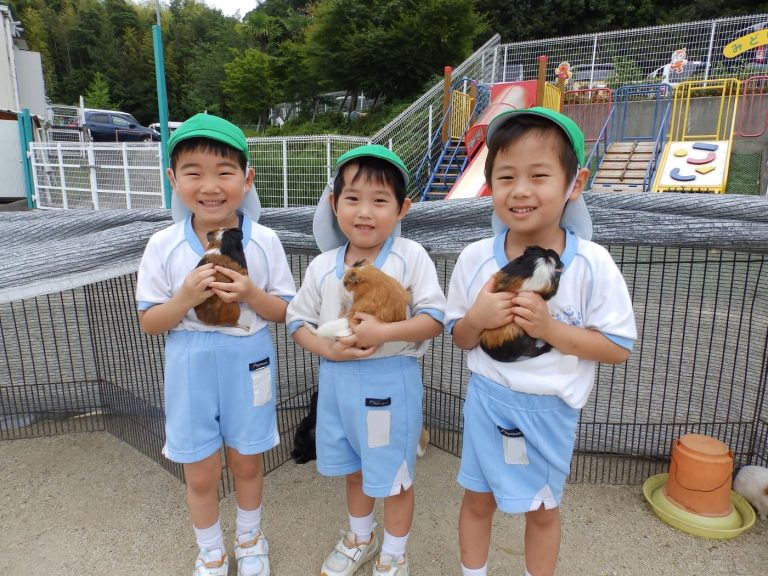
[149,121,183,138]
[79,109,159,142]
[722,21,768,72]
[569,63,616,91]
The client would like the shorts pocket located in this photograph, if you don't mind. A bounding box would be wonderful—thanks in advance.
[498,426,529,465]
[249,358,273,406]
[366,397,391,448]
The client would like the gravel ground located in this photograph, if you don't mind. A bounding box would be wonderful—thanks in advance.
[1,432,766,575]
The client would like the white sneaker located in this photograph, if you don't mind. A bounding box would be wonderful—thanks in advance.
[372,553,409,576]
[235,529,270,576]
[321,527,380,576]
[193,548,229,576]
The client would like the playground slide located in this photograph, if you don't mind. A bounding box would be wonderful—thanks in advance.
[445,84,530,199]
[652,140,731,193]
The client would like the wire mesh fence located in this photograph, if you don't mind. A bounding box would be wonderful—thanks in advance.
[2,226,766,488]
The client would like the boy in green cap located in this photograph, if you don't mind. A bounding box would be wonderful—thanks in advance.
[445,107,636,576]
[286,144,447,576]
[136,113,296,576]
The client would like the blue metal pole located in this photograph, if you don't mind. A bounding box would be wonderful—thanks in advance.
[17,108,36,208]
[153,20,171,208]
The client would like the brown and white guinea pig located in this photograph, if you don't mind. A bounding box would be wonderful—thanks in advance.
[194,227,249,330]
[733,465,768,520]
[308,259,410,339]
[479,246,563,362]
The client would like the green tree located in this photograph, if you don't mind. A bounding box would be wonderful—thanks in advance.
[222,48,276,124]
[84,71,114,108]
[305,0,485,106]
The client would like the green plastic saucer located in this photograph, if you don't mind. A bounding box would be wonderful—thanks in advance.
[643,473,755,540]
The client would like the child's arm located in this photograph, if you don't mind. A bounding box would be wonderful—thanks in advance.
[511,291,630,364]
[452,276,516,350]
[139,263,217,335]
[292,325,379,361]
[342,312,442,349]
[209,266,288,323]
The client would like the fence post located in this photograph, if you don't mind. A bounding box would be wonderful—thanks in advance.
[122,142,132,209]
[87,143,100,210]
[503,45,508,82]
[491,45,498,84]
[704,21,717,81]
[590,34,598,88]
[57,143,68,209]
[282,138,288,208]
[17,109,36,208]
[326,136,332,182]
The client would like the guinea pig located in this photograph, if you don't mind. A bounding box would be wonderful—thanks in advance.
[479,246,563,362]
[308,259,410,339]
[733,465,768,520]
[194,227,249,331]
[291,390,318,464]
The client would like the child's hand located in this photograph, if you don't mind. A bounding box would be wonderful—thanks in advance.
[328,336,379,361]
[346,312,387,348]
[511,291,555,339]
[176,263,216,308]
[467,276,516,330]
[210,265,256,303]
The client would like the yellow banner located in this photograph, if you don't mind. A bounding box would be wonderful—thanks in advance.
[723,29,768,58]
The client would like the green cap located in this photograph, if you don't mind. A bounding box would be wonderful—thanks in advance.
[167,113,249,158]
[485,106,585,167]
[333,144,410,184]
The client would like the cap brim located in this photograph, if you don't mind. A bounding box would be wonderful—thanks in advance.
[491,195,592,240]
[171,184,262,224]
[312,180,401,252]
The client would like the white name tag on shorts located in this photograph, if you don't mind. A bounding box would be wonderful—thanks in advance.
[499,426,529,465]
[366,398,391,448]
[249,358,272,406]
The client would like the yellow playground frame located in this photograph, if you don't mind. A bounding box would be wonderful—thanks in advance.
[652,78,741,193]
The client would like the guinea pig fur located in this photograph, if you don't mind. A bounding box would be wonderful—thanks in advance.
[733,465,768,520]
[479,246,563,362]
[194,227,249,330]
[308,259,410,339]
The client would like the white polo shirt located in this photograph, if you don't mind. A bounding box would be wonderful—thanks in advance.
[286,236,446,359]
[136,213,295,336]
[446,229,636,409]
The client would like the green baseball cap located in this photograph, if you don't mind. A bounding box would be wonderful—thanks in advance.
[313,144,410,252]
[486,107,592,240]
[486,106,585,167]
[167,112,249,158]
[333,144,410,184]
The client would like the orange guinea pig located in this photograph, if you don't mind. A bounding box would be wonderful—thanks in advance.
[194,227,249,331]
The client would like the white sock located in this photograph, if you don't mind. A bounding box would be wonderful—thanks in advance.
[349,511,374,544]
[236,504,262,537]
[525,570,534,576]
[461,563,487,576]
[381,530,409,563]
[194,518,225,552]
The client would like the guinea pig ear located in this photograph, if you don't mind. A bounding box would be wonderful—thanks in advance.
[352,259,367,268]
[231,228,244,241]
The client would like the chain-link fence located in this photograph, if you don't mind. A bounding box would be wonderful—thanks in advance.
[2,195,767,488]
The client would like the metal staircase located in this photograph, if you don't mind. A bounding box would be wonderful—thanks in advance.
[585,84,672,193]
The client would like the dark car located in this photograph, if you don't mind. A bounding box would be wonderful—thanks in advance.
[81,110,159,142]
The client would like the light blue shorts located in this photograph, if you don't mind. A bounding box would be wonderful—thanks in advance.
[457,373,579,513]
[162,327,279,464]
[316,356,423,498]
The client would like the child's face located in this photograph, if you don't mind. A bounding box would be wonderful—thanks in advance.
[168,148,254,231]
[331,162,411,259]
[490,129,586,244]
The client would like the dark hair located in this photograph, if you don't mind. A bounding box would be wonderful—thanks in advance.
[333,156,407,210]
[484,115,578,184]
[169,137,248,173]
